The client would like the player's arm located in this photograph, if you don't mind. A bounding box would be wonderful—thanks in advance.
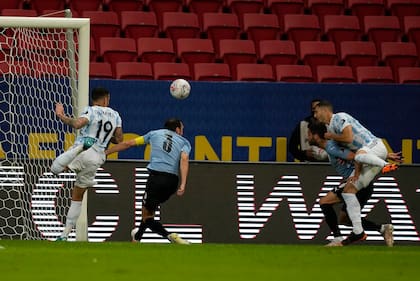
[177,151,189,196]
[105,136,145,155]
[55,103,88,129]
[110,127,123,144]
[325,125,353,144]
[326,141,355,161]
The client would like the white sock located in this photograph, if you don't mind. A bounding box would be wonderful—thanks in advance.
[342,193,364,235]
[61,200,82,237]
[355,153,388,168]
[51,145,83,174]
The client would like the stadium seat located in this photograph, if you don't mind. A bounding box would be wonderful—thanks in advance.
[106,0,144,16]
[202,13,241,55]
[40,9,79,17]
[115,62,154,80]
[364,16,402,50]
[0,0,22,10]
[284,14,321,45]
[242,13,280,52]
[89,62,114,79]
[398,66,420,83]
[153,62,192,80]
[236,63,275,81]
[137,37,176,63]
[146,0,183,28]
[299,41,338,73]
[323,15,361,53]
[186,0,223,27]
[30,0,65,14]
[162,12,201,47]
[387,0,420,24]
[121,11,158,39]
[404,16,420,53]
[70,0,102,15]
[267,0,304,28]
[82,11,121,49]
[177,38,215,71]
[219,39,257,80]
[347,0,386,28]
[340,41,378,71]
[275,64,314,82]
[90,36,96,62]
[380,42,418,80]
[1,9,37,16]
[316,65,356,83]
[226,0,264,26]
[307,0,345,27]
[258,40,298,68]
[99,37,137,74]
[193,62,232,81]
[356,66,394,83]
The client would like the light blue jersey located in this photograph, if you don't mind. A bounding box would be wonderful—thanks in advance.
[143,129,191,175]
[328,112,378,151]
[76,105,122,150]
[325,140,354,179]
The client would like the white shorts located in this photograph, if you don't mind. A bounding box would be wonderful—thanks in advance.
[68,147,105,188]
[359,139,388,161]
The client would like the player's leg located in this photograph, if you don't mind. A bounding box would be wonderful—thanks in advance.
[51,145,84,175]
[354,141,398,173]
[57,186,86,240]
[319,190,343,244]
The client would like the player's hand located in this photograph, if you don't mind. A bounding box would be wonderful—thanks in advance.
[388,151,404,163]
[348,175,358,183]
[177,184,186,196]
[55,103,65,117]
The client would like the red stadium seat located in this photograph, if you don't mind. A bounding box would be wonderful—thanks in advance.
[340,41,378,71]
[284,14,321,45]
[404,16,420,53]
[398,66,420,83]
[115,62,154,80]
[299,41,338,73]
[356,66,394,83]
[153,62,192,80]
[121,11,158,39]
[323,15,361,53]
[162,12,201,47]
[316,65,356,83]
[242,13,280,52]
[90,62,114,79]
[1,9,37,16]
[137,37,176,63]
[0,0,22,10]
[106,0,144,16]
[30,0,65,14]
[275,64,314,82]
[226,0,264,26]
[82,11,121,49]
[387,0,420,24]
[258,40,298,68]
[363,16,402,50]
[381,42,418,79]
[193,62,232,81]
[236,63,275,81]
[70,0,102,15]
[146,0,183,28]
[186,0,223,28]
[347,0,386,28]
[99,37,137,74]
[219,39,257,80]
[307,0,345,27]
[267,0,304,28]
[177,38,215,71]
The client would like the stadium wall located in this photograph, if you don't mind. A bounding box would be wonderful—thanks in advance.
[83,161,420,245]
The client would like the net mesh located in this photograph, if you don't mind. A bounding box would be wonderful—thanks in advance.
[0,23,79,239]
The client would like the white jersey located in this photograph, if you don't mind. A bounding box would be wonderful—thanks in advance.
[327,112,378,151]
[76,105,122,150]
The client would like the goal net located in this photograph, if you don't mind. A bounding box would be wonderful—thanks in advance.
[0,16,89,240]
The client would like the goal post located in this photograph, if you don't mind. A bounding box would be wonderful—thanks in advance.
[0,16,90,241]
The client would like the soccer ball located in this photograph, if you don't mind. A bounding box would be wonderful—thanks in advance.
[170,79,191,100]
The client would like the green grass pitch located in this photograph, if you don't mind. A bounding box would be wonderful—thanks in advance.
[0,241,419,281]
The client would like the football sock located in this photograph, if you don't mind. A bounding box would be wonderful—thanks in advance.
[342,193,364,235]
[134,221,148,241]
[62,200,82,237]
[362,218,381,232]
[51,145,83,174]
[320,204,341,237]
[145,218,169,238]
[354,153,388,168]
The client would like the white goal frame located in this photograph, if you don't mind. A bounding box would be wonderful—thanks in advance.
[0,16,90,241]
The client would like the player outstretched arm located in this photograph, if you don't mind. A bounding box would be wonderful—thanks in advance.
[105,137,144,155]
[177,151,189,196]
[110,127,124,144]
[55,103,88,129]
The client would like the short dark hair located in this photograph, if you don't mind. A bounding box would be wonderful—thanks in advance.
[91,87,110,101]
[308,117,327,139]
[316,100,333,111]
[164,118,183,132]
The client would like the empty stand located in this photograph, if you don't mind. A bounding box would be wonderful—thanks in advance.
[82,11,121,49]
[242,13,280,52]
[284,14,321,45]
[163,12,201,47]
[193,62,232,81]
[99,37,137,74]
[316,65,356,82]
[356,66,394,83]
[381,42,418,79]
[300,41,338,73]
[186,0,223,27]
[89,62,114,79]
[177,38,215,71]
[236,63,275,81]
[115,62,154,80]
[121,11,158,39]
[275,64,314,82]
[398,66,420,83]
[258,40,298,68]
[404,16,420,53]
[307,0,345,27]
[347,0,386,27]
[153,62,192,80]
[219,39,257,80]
[364,16,401,50]
[202,13,241,55]
[0,0,22,10]
[30,0,65,14]
[267,0,304,28]
[1,8,37,16]
[387,0,420,23]
[323,15,361,52]
[70,0,102,15]
[147,0,183,28]
[340,41,378,70]
[106,0,144,15]
[137,37,176,63]
[226,0,264,26]
[90,36,96,62]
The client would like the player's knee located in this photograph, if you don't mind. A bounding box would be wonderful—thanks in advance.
[50,161,64,175]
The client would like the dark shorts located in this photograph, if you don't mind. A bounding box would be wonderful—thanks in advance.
[143,169,179,211]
